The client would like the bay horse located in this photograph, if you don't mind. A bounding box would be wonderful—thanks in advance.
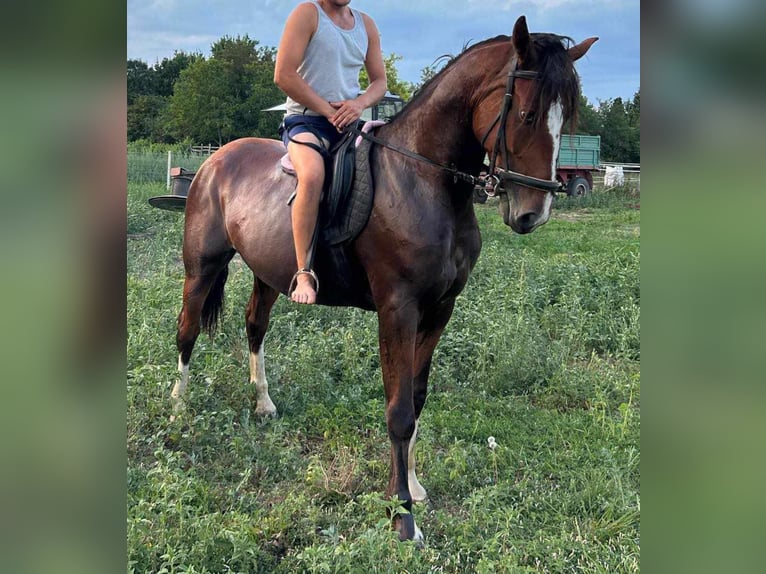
[171,16,596,542]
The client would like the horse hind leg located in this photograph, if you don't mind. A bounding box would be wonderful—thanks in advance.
[245,278,279,417]
[171,250,234,420]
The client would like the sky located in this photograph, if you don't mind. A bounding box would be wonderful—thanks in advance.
[127,0,640,105]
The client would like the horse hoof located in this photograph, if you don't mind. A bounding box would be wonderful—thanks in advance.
[409,483,428,503]
[413,523,425,547]
[395,514,424,544]
[255,404,278,418]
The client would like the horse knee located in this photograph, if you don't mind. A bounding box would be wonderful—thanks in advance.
[386,403,416,442]
[413,387,428,417]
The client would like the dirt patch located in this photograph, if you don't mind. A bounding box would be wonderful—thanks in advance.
[128,232,154,240]
[554,210,594,222]
[618,224,641,237]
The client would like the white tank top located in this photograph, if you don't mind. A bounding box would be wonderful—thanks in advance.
[285,1,369,116]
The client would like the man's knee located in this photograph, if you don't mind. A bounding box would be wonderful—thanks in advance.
[292,170,322,197]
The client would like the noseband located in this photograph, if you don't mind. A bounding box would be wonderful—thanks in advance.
[350,54,565,195]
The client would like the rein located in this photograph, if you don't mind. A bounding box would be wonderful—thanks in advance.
[350,56,565,195]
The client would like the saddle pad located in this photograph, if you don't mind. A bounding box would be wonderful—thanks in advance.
[321,136,374,246]
[280,154,296,176]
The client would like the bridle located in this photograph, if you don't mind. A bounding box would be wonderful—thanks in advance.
[350,54,565,195]
[479,55,565,196]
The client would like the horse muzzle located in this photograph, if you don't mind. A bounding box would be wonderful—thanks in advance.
[497,191,550,234]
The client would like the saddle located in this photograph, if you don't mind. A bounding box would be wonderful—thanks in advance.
[281,120,383,246]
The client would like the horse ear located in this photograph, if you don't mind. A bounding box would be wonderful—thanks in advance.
[512,15,530,62]
[568,37,598,61]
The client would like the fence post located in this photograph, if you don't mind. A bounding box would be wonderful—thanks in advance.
[166,151,172,190]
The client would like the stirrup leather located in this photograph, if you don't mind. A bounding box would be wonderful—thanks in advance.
[288,268,319,297]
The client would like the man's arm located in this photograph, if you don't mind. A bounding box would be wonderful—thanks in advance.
[329,14,388,130]
[274,3,337,119]
[358,14,388,108]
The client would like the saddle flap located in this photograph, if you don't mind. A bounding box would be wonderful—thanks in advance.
[324,131,358,223]
[321,136,374,246]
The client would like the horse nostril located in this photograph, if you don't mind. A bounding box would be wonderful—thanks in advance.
[516,211,538,233]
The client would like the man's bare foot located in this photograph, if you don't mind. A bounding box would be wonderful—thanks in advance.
[290,274,317,305]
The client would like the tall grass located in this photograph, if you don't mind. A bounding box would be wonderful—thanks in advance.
[128,180,640,573]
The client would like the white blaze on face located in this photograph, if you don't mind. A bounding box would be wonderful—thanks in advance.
[543,98,565,220]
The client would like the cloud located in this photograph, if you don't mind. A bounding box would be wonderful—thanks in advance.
[127,0,639,102]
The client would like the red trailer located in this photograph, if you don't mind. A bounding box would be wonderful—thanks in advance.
[556,133,600,197]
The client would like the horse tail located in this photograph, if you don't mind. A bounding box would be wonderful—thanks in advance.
[200,257,232,337]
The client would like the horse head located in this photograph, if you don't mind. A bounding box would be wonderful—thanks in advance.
[473,16,597,234]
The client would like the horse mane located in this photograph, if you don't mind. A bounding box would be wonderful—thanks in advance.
[394,35,511,119]
[526,33,581,130]
[392,32,581,129]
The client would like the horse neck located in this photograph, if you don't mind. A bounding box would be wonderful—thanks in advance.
[381,50,507,171]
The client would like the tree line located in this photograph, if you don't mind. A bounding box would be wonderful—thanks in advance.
[575,91,640,164]
[128,35,639,163]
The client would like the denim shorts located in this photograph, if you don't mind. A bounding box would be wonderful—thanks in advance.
[279,114,342,150]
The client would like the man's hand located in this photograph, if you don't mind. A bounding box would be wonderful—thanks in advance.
[329,99,365,131]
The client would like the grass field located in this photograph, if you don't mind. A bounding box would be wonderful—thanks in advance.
[128,179,640,573]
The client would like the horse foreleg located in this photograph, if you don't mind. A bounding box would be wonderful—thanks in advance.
[409,299,456,503]
[245,278,279,417]
[378,303,423,542]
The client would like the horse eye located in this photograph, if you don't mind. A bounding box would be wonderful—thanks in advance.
[520,110,536,123]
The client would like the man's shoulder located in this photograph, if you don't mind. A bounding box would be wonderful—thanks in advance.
[294,1,318,14]
[291,1,319,20]
[287,2,319,31]
[357,11,378,32]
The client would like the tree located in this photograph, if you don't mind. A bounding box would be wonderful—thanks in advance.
[625,90,641,163]
[359,53,414,100]
[576,94,601,135]
[127,59,154,105]
[211,35,262,101]
[416,65,438,90]
[128,95,169,142]
[153,51,202,97]
[128,53,200,141]
[625,89,640,127]
[166,59,237,145]
[598,97,634,163]
[165,36,284,144]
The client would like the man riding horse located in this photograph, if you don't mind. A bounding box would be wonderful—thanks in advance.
[274,0,387,304]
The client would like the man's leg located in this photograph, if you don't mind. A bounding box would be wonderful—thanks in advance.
[287,132,325,304]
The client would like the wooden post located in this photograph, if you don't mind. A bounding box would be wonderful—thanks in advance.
[167,151,172,190]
